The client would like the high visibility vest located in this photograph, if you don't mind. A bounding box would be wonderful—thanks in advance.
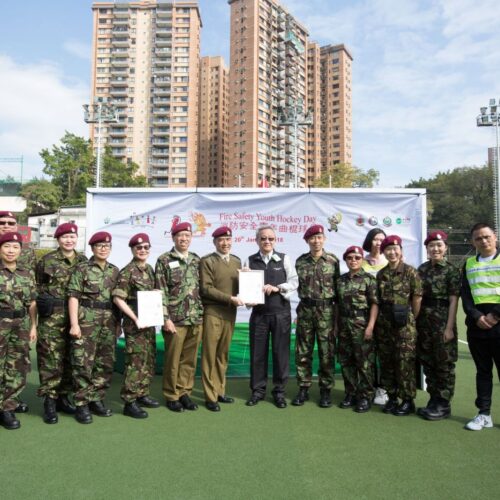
[465,254,500,304]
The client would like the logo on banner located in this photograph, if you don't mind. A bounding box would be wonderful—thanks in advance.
[129,213,157,227]
[368,216,378,226]
[396,216,412,225]
[383,216,392,227]
[356,215,365,226]
[191,212,212,236]
[327,212,343,232]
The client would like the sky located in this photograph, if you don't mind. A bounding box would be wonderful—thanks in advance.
[0,0,498,187]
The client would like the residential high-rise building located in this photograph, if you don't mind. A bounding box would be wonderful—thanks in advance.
[198,56,229,187]
[90,1,201,187]
[489,147,499,169]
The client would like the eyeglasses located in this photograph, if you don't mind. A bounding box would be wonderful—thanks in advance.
[134,244,151,251]
[260,237,275,242]
[346,255,362,261]
[0,221,16,226]
[93,243,112,250]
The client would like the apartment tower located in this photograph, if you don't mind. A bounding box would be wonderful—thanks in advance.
[90,1,201,187]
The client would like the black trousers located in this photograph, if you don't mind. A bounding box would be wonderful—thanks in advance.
[467,334,500,413]
[249,311,291,397]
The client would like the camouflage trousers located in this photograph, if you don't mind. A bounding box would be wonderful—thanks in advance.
[0,317,31,411]
[36,308,73,399]
[417,306,457,401]
[295,304,335,389]
[376,311,417,400]
[71,308,116,406]
[338,317,375,399]
[121,320,156,403]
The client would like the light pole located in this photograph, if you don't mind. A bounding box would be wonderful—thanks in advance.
[83,97,118,188]
[477,99,500,233]
[278,98,313,188]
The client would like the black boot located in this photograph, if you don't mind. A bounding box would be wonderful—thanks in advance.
[43,397,58,424]
[75,405,93,424]
[56,394,76,414]
[14,398,29,413]
[0,410,20,430]
[339,394,356,409]
[89,400,113,417]
[392,399,415,416]
[123,401,148,419]
[417,396,438,418]
[382,397,399,414]
[319,388,332,408]
[291,387,309,406]
[423,398,451,421]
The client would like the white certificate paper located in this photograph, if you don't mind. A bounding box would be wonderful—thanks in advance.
[238,270,265,304]
[137,290,164,327]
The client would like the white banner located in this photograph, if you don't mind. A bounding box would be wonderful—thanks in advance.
[87,188,426,320]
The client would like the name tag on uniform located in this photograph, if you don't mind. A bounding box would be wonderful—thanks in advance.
[169,261,180,269]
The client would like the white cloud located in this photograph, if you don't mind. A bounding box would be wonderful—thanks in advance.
[0,55,88,180]
[63,39,91,61]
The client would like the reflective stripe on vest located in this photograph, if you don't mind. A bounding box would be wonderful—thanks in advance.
[465,255,500,304]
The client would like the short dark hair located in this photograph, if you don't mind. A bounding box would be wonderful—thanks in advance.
[362,228,386,252]
[470,222,495,237]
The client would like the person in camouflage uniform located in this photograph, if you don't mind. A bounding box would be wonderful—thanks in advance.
[376,235,422,416]
[0,232,37,430]
[293,225,340,408]
[416,231,460,420]
[68,231,119,424]
[36,222,87,424]
[155,222,203,412]
[337,246,379,413]
[112,233,159,419]
[0,210,36,414]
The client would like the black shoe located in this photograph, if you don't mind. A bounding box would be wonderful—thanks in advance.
[166,400,185,413]
[319,388,332,408]
[392,399,415,416]
[417,396,438,418]
[292,387,309,406]
[43,397,58,424]
[179,394,198,411]
[274,396,287,409]
[339,394,356,409]
[89,400,113,417]
[354,398,371,413]
[382,398,399,414]
[0,410,20,430]
[137,395,160,408]
[75,405,93,424]
[217,395,234,404]
[14,399,29,413]
[124,401,148,419]
[245,395,262,407]
[56,395,76,415]
[423,399,451,421]
[205,401,221,412]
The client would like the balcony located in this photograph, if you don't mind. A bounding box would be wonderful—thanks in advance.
[154,67,171,76]
[153,86,170,95]
[151,148,169,157]
[110,99,127,108]
[153,98,170,105]
[110,76,128,86]
[155,37,172,47]
[155,77,171,86]
[112,38,130,47]
[152,138,169,146]
[111,148,126,157]
[155,48,171,56]
[111,48,129,55]
[152,127,170,136]
[153,107,170,115]
[111,57,128,67]
[155,27,172,35]
[109,128,127,137]
[110,87,128,95]
[156,7,172,17]
[113,8,129,18]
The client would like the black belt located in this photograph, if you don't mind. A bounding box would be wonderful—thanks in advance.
[340,307,369,318]
[300,297,334,307]
[80,299,113,310]
[0,309,26,319]
[380,302,394,313]
[422,297,449,307]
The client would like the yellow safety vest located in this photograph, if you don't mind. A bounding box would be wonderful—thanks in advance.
[465,254,500,304]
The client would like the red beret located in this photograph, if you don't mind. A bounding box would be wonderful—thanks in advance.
[424,230,447,246]
[54,223,78,238]
[343,245,364,261]
[171,222,192,236]
[303,224,324,241]
[0,231,23,247]
[129,233,150,247]
[88,231,112,246]
[380,235,402,252]
[212,226,232,238]
[0,211,16,220]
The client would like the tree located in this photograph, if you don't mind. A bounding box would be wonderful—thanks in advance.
[314,163,379,188]
[20,178,61,213]
[101,146,147,188]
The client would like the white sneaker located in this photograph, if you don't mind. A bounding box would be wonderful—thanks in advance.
[465,414,493,431]
[373,387,389,406]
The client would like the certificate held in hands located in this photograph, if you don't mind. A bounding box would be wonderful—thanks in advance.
[238,270,265,304]
[137,290,164,327]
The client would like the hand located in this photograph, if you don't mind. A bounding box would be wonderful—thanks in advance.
[485,313,499,327]
[164,319,177,334]
[240,266,251,272]
[263,284,279,296]
[443,327,454,342]
[231,296,245,307]
[477,315,496,330]
[115,325,122,338]
[364,326,373,341]
[135,319,147,330]
[70,324,82,339]
[29,327,37,343]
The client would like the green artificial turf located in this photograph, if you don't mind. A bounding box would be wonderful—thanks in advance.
[1,308,499,499]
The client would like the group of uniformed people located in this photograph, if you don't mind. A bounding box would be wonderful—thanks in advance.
[0,209,498,432]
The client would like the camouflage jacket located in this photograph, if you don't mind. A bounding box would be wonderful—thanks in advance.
[67,257,119,303]
[18,246,37,276]
[418,259,461,300]
[337,269,379,316]
[36,248,88,298]
[112,259,155,303]
[0,262,37,310]
[155,248,203,325]
[376,262,422,305]
[295,251,340,301]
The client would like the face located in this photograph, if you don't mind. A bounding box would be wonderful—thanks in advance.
[383,244,402,264]
[215,236,232,255]
[371,233,385,252]
[132,242,151,262]
[307,233,325,253]
[345,252,363,271]
[0,217,17,235]
[173,230,192,253]
[257,228,276,254]
[427,240,447,262]
[58,233,78,253]
[472,227,497,256]
[91,242,112,261]
[0,241,22,264]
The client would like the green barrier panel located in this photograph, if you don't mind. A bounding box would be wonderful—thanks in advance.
[115,323,341,376]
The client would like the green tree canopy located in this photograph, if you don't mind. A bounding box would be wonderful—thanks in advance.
[20,178,61,213]
[314,163,379,188]
[101,146,147,188]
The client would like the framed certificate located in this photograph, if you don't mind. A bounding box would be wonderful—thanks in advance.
[238,270,265,304]
[137,290,164,327]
